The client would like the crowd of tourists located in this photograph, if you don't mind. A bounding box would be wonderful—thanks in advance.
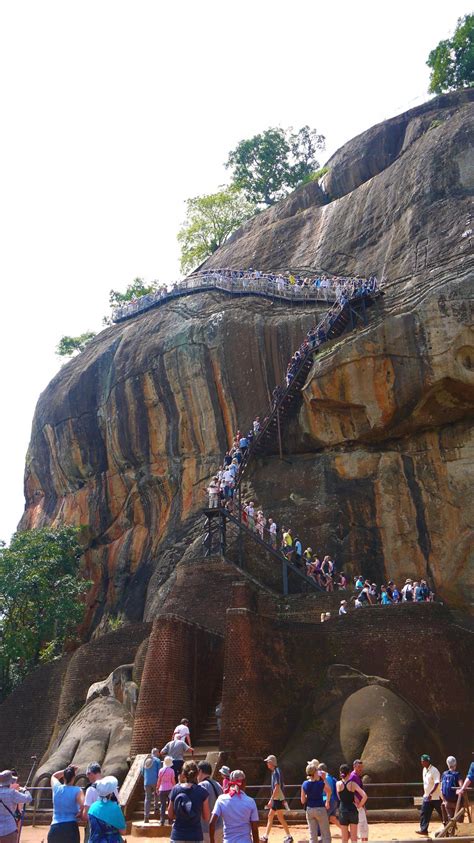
[3,745,472,843]
[113,265,379,321]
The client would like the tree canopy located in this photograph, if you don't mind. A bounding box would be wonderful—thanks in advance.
[177,187,255,274]
[427,14,474,94]
[56,331,97,357]
[0,526,90,698]
[108,278,161,309]
[226,126,325,206]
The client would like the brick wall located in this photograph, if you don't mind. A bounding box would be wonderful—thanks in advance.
[0,655,71,779]
[219,588,473,780]
[160,557,246,633]
[130,614,224,756]
[56,623,152,729]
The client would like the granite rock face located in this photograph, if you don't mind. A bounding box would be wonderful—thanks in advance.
[20,91,474,626]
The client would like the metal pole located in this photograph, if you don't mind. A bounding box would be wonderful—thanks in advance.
[282,557,289,596]
[276,407,283,460]
[238,483,243,569]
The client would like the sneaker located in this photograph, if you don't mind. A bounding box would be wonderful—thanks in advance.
[144,818,149,824]
[260,837,268,842]
[284,837,293,843]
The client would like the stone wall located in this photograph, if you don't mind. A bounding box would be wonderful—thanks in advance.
[130,615,224,755]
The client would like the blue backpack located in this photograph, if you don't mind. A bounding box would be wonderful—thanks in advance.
[173,791,199,821]
[442,770,460,802]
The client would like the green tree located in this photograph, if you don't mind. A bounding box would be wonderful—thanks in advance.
[56,331,96,357]
[108,278,160,309]
[226,126,325,206]
[0,527,90,698]
[177,187,255,274]
[427,14,474,93]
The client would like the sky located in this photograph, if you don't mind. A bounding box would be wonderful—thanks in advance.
[0,0,468,542]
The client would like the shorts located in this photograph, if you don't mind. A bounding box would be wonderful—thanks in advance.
[339,807,359,826]
[271,799,285,811]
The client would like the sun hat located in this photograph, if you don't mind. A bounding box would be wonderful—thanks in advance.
[219,765,231,776]
[143,755,155,769]
[264,755,277,765]
[0,770,17,786]
[164,756,173,768]
[96,776,119,798]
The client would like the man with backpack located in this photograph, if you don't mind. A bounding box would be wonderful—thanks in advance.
[198,762,223,843]
[441,757,463,820]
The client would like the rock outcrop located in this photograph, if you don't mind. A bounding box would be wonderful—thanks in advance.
[20,90,473,628]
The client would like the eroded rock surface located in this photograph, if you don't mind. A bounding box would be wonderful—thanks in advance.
[19,91,474,625]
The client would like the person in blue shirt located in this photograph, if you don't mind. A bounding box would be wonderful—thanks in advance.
[456,759,474,798]
[301,761,332,843]
[142,748,162,822]
[318,763,340,830]
[168,760,209,842]
[261,755,293,843]
[48,766,83,843]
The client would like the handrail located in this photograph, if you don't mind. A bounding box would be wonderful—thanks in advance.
[222,505,324,593]
[111,270,369,322]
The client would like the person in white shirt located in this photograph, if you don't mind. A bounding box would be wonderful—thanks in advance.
[173,718,192,746]
[416,754,443,835]
[209,770,259,843]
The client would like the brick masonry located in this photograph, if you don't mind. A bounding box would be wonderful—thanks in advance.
[130,614,224,755]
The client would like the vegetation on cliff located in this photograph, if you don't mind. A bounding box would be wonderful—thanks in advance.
[427,14,474,93]
[0,526,89,698]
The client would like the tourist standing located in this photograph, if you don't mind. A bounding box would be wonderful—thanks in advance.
[300,760,331,843]
[82,763,104,843]
[209,770,259,843]
[441,757,463,821]
[142,748,162,822]
[261,755,293,843]
[48,766,84,843]
[416,754,443,836]
[156,757,176,826]
[168,761,209,843]
[336,765,367,843]
[87,778,126,843]
[0,771,32,843]
[348,760,368,841]
[198,761,223,843]
[318,763,340,830]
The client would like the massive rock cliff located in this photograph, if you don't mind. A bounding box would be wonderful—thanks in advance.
[21,90,474,628]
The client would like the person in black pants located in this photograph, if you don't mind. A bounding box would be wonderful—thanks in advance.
[416,755,443,835]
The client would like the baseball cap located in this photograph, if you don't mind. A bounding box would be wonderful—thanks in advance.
[0,771,17,786]
[421,754,431,762]
[264,755,277,765]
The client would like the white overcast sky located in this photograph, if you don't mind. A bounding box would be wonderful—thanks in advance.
[0,1,468,541]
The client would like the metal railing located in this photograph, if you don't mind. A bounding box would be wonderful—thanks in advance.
[111,271,349,322]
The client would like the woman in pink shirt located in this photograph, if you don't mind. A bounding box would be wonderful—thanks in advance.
[157,757,176,826]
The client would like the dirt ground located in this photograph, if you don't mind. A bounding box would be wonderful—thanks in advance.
[20,822,474,842]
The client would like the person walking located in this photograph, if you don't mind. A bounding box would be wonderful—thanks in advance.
[87,777,126,843]
[336,764,367,843]
[218,767,231,795]
[48,766,84,843]
[416,754,443,836]
[156,757,176,826]
[0,770,32,843]
[261,754,293,843]
[142,748,162,822]
[173,719,192,747]
[168,760,209,843]
[349,759,369,841]
[300,760,331,843]
[209,770,259,843]
[161,736,193,783]
[198,761,223,843]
